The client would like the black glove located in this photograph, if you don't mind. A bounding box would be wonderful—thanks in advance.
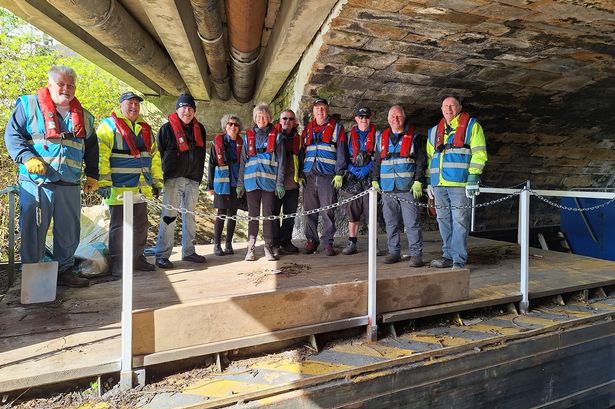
[152,186,160,199]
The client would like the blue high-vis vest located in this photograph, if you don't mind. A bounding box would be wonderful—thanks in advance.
[427,117,476,185]
[379,131,417,192]
[303,122,342,176]
[213,135,240,195]
[102,117,153,188]
[243,132,279,192]
[17,95,90,184]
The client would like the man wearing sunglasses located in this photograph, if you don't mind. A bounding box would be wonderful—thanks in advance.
[272,109,301,256]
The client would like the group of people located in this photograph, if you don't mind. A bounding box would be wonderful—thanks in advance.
[4,65,487,289]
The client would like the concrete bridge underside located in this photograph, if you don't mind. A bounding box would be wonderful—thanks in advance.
[2,0,615,228]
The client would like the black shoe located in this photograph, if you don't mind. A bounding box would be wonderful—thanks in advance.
[280,243,299,254]
[156,257,174,269]
[134,256,156,271]
[224,243,234,255]
[57,271,90,288]
[383,254,401,264]
[214,243,225,256]
[182,253,207,263]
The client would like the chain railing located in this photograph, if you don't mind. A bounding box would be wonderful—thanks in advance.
[0,185,18,288]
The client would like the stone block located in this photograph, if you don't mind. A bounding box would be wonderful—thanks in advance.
[325,30,370,48]
[394,56,460,76]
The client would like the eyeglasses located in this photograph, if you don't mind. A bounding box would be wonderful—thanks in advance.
[281,117,295,121]
[227,122,239,128]
[358,115,371,119]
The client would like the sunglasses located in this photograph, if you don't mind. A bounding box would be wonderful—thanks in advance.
[227,122,239,127]
[281,117,295,121]
[358,115,371,119]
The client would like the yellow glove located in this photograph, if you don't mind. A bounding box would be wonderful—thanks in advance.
[83,177,98,193]
[411,181,423,200]
[24,157,47,175]
[298,178,305,187]
[371,181,380,190]
[332,175,343,189]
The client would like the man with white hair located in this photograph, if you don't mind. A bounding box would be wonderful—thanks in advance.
[4,65,99,288]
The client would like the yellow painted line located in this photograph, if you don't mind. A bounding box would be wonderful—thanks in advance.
[465,323,521,336]
[401,332,472,347]
[329,343,415,359]
[75,403,110,409]
[184,379,270,398]
[251,359,352,376]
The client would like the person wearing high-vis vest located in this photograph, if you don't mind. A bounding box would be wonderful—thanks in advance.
[426,94,487,270]
[4,65,98,288]
[299,97,347,256]
[207,114,246,256]
[271,109,302,257]
[371,105,426,267]
[152,94,207,269]
[237,103,285,262]
[96,92,163,278]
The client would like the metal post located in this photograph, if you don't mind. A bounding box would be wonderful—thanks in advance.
[8,189,16,287]
[366,188,378,342]
[519,181,530,314]
[120,191,134,389]
[470,195,476,232]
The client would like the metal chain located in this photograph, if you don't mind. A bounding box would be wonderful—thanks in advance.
[378,188,521,210]
[529,189,615,212]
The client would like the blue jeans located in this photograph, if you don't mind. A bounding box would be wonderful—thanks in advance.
[433,186,471,266]
[154,177,200,258]
[382,191,423,257]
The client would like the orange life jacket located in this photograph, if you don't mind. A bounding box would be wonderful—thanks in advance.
[435,112,470,150]
[214,133,243,166]
[168,112,204,153]
[379,126,414,159]
[303,118,337,146]
[36,87,85,138]
[247,124,279,157]
[112,112,152,157]
[350,124,376,160]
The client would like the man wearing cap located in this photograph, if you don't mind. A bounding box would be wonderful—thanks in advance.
[4,65,98,288]
[371,105,426,267]
[427,94,487,270]
[152,94,207,269]
[97,91,163,278]
[299,97,347,256]
[339,106,377,255]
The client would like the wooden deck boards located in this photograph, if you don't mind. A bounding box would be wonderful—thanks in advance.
[1,232,614,393]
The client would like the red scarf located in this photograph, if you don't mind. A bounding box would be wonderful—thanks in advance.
[350,124,376,160]
[168,112,204,153]
[112,112,152,157]
[436,112,470,149]
[379,126,414,159]
[36,87,85,138]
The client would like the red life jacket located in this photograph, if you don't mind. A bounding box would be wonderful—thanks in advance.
[303,118,337,146]
[379,126,414,159]
[247,124,279,157]
[435,112,470,150]
[168,112,204,153]
[350,124,376,160]
[213,133,243,166]
[36,87,86,138]
[111,112,152,158]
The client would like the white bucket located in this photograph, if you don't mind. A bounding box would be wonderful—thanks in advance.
[20,261,59,304]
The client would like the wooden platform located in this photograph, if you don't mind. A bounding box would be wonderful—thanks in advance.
[1,232,615,393]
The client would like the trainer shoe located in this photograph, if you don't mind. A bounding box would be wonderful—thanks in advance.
[304,240,318,254]
[324,244,337,256]
[408,256,423,267]
[155,257,174,269]
[452,263,465,270]
[264,245,279,261]
[214,243,225,256]
[280,242,299,254]
[341,241,358,255]
[224,243,234,255]
[430,257,453,268]
[182,253,207,263]
[384,253,401,264]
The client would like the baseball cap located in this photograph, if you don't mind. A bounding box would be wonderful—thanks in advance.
[355,106,371,117]
[313,97,329,106]
[176,93,196,110]
[118,91,143,104]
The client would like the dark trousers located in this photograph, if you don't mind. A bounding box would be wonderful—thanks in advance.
[246,190,276,244]
[304,174,337,245]
[109,202,148,274]
[214,208,238,245]
[272,188,299,247]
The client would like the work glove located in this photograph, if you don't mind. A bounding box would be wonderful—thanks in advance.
[371,181,380,190]
[83,177,98,193]
[411,181,423,200]
[275,185,285,199]
[427,184,435,199]
[332,175,343,189]
[152,182,163,199]
[298,178,305,187]
[98,187,111,200]
[236,186,245,198]
[24,157,47,175]
[465,174,480,199]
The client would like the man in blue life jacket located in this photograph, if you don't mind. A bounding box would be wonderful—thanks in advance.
[371,105,426,267]
[4,65,98,288]
[426,94,488,270]
[299,97,347,256]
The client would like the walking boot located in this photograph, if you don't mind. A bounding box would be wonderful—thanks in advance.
[264,245,279,261]
[430,257,453,268]
[224,241,234,255]
[408,256,423,267]
[341,241,358,255]
[272,246,281,259]
[214,243,224,256]
[245,240,256,261]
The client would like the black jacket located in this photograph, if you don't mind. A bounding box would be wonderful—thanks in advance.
[156,120,207,182]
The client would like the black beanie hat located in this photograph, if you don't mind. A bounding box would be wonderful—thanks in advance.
[176,93,196,110]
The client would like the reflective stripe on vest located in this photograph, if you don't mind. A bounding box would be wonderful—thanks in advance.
[379,129,417,192]
[243,132,279,192]
[428,116,476,185]
[302,121,342,175]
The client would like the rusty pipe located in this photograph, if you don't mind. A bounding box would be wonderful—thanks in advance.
[225,0,267,102]
[191,0,231,100]
[46,0,186,95]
